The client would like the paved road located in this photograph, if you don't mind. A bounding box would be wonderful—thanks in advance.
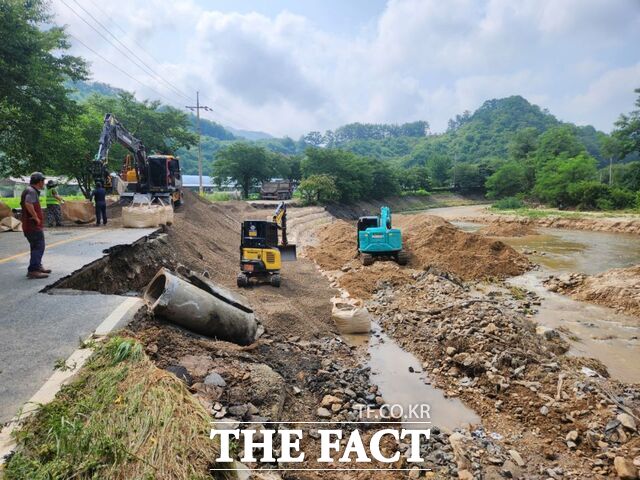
[0,227,156,424]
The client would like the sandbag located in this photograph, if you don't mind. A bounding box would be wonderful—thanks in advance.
[123,204,162,228]
[156,199,174,225]
[0,216,22,232]
[0,201,11,219]
[331,297,371,334]
[61,200,96,224]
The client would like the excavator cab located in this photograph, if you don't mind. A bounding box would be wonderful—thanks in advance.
[237,202,296,288]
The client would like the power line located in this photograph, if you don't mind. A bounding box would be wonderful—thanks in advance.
[83,0,167,67]
[69,0,192,102]
[66,33,181,106]
[58,0,186,105]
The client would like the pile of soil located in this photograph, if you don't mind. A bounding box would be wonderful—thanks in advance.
[305,220,357,270]
[402,215,531,280]
[477,222,538,237]
[547,266,640,318]
[306,214,530,282]
[338,262,413,299]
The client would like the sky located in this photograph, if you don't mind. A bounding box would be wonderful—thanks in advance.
[51,0,640,137]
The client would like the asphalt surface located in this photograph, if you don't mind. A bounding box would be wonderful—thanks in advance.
[0,227,156,424]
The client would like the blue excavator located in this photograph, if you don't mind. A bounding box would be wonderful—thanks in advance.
[357,206,408,266]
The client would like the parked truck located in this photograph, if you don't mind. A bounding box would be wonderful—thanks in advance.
[260,180,294,200]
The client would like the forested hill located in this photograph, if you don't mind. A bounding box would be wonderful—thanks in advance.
[64,81,608,176]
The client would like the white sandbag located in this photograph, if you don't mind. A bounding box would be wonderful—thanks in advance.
[122,204,163,228]
[0,201,11,219]
[156,199,174,225]
[331,297,371,334]
[0,216,22,232]
[61,200,96,223]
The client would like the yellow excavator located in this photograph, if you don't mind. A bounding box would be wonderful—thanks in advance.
[237,202,297,288]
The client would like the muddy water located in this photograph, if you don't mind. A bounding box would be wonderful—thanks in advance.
[344,324,481,431]
[503,229,640,383]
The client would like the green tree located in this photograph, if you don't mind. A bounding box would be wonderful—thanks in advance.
[452,164,484,192]
[485,162,528,199]
[0,0,88,174]
[398,166,431,192]
[427,155,452,186]
[533,154,597,207]
[213,143,275,198]
[533,125,586,168]
[601,135,626,185]
[508,127,538,161]
[297,174,338,204]
[613,87,640,157]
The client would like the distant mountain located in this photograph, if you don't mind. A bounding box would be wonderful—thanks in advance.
[225,126,273,141]
[190,115,236,141]
[66,80,125,101]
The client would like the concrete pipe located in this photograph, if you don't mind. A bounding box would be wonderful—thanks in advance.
[144,269,259,345]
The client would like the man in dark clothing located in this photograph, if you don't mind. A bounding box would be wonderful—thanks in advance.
[90,182,107,226]
[20,172,51,279]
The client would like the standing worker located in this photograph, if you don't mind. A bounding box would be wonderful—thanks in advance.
[90,182,107,226]
[20,172,51,279]
[45,179,64,227]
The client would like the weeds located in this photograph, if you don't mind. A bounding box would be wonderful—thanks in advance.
[5,336,231,480]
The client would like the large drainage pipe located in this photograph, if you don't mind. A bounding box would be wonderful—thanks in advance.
[144,269,259,345]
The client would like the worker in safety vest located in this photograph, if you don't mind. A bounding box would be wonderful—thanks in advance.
[45,179,65,227]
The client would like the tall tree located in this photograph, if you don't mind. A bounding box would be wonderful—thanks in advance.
[613,87,640,157]
[0,0,87,174]
[213,143,275,198]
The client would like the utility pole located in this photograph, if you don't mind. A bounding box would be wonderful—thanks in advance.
[186,91,211,196]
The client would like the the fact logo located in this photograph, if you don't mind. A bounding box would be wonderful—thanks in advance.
[209,403,432,470]
[211,428,430,464]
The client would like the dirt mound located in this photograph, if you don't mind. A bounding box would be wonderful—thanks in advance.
[305,220,357,270]
[477,222,538,237]
[404,216,531,280]
[338,262,413,299]
[306,214,530,281]
[547,266,640,318]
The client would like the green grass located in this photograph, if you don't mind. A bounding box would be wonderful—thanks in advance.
[203,192,234,202]
[1,195,87,209]
[491,206,640,219]
[4,337,231,480]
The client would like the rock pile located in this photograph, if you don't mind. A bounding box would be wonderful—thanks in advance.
[367,270,640,478]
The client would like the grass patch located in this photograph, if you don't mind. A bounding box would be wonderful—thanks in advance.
[1,195,87,210]
[4,337,231,480]
[492,197,524,210]
[203,192,234,202]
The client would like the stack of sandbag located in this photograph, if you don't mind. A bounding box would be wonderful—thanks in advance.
[0,201,12,219]
[61,200,96,223]
[123,203,163,228]
[330,296,371,334]
[0,216,22,232]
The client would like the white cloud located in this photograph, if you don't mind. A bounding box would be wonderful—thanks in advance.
[52,0,640,136]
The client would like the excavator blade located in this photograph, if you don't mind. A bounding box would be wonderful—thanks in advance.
[279,244,297,261]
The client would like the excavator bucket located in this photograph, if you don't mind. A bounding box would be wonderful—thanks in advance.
[279,244,297,261]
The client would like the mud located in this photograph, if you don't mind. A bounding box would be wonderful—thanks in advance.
[457,213,640,235]
[545,265,640,319]
[477,222,539,237]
